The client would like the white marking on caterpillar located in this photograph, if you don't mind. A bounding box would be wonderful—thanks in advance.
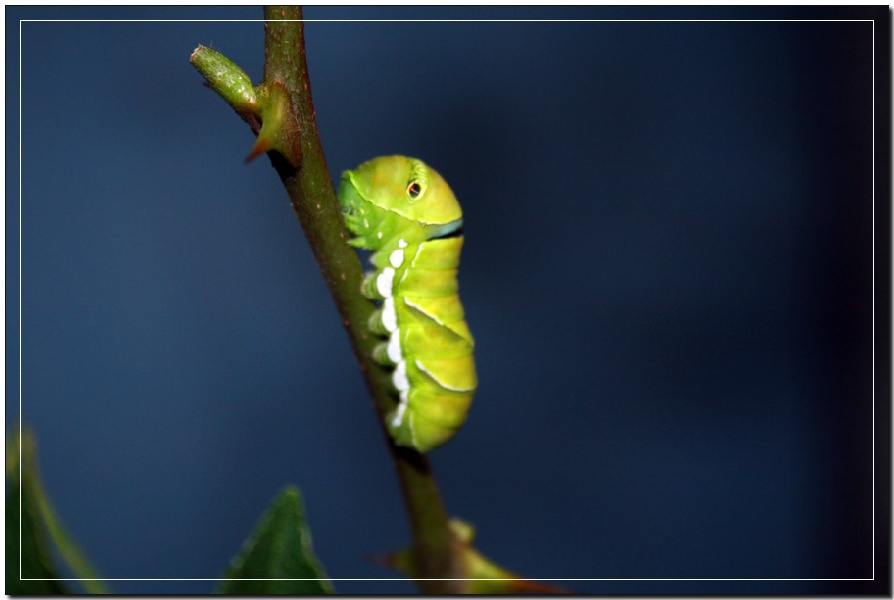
[377,231,383,239]
[363,217,369,228]
[393,360,410,392]
[398,239,408,249]
[391,362,411,426]
[415,359,475,392]
[392,389,409,427]
[377,267,395,298]
[387,330,402,363]
[381,297,398,333]
[389,248,405,268]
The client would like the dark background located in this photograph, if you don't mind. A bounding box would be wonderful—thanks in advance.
[7,6,887,595]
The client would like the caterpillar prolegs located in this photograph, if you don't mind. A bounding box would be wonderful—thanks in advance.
[338,156,477,452]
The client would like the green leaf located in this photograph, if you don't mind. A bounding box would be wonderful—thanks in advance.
[217,486,333,594]
[6,430,68,594]
[6,428,110,594]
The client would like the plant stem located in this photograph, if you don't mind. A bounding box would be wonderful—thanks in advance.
[197,6,465,592]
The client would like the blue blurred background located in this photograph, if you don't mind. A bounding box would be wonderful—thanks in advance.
[7,6,885,595]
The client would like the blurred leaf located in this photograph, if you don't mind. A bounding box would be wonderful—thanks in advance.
[6,429,68,594]
[217,486,333,594]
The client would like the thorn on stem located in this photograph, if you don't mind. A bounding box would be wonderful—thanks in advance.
[246,136,273,164]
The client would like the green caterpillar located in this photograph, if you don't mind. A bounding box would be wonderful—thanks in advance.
[338,156,477,452]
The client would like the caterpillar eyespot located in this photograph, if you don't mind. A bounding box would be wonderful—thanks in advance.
[338,155,477,452]
[407,180,425,200]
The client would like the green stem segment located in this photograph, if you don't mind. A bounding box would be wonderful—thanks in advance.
[191,7,465,593]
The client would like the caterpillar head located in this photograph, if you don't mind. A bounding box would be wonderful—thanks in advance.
[339,156,463,248]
